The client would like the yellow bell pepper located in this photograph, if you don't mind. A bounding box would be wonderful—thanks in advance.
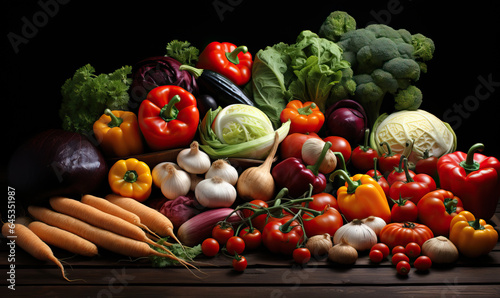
[449,211,498,258]
[331,170,392,224]
[108,158,152,202]
[93,109,143,157]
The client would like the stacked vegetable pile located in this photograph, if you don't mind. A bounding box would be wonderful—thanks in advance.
[6,11,499,278]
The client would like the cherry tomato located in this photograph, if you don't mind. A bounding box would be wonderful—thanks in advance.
[396,260,411,275]
[392,245,406,255]
[371,243,390,258]
[391,197,418,222]
[212,224,234,246]
[413,256,432,271]
[351,129,379,172]
[232,255,247,272]
[303,192,339,212]
[391,253,410,265]
[369,249,384,263]
[405,242,421,258]
[293,248,311,264]
[238,227,262,250]
[415,150,438,177]
[226,236,245,255]
[242,200,269,231]
[201,238,220,257]
[323,136,352,162]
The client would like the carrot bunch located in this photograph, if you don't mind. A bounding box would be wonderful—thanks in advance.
[2,194,198,282]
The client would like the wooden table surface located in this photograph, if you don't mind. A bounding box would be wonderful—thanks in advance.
[1,203,499,298]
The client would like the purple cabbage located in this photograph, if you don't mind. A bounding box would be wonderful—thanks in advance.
[159,194,204,230]
[128,56,198,109]
[325,99,368,146]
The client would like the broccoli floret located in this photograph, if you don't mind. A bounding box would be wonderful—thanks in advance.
[394,85,423,111]
[328,67,357,105]
[319,11,357,42]
[338,29,377,53]
[383,57,420,81]
[411,33,435,62]
[371,69,398,93]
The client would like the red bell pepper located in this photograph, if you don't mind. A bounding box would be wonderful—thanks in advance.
[417,189,464,237]
[378,142,403,176]
[262,213,305,255]
[196,41,253,86]
[279,100,325,134]
[437,143,500,220]
[138,85,199,151]
[389,157,436,205]
[272,142,330,198]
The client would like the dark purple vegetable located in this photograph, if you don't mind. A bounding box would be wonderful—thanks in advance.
[325,99,368,146]
[197,94,218,119]
[128,56,198,110]
[159,194,204,230]
[8,129,108,207]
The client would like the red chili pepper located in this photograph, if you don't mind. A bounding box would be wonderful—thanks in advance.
[351,129,379,172]
[378,142,403,176]
[279,100,325,134]
[271,142,330,198]
[196,41,253,86]
[138,85,199,151]
[437,143,500,220]
[262,213,305,255]
[389,157,436,205]
[417,189,464,237]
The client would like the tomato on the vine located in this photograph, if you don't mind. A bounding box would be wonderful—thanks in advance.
[303,192,339,212]
[293,248,311,264]
[232,255,247,272]
[414,256,432,271]
[323,136,352,162]
[201,238,219,257]
[369,249,384,263]
[391,253,410,265]
[396,261,411,275]
[405,242,421,258]
[371,243,390,258]
[302,206,343,237]
[238,227,262,250]
[242,199,269,231]
[212,224,234,246]
[226,236,245,255]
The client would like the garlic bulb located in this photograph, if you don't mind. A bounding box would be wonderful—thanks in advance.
[361,216,386,237]
[159,164,191,200]
[152,162,180,188]
[333,219,377,251]
[328,242,358,265]
[205,159,239,186]
[177,141,211,174]
[195,177,237,208]
[422,236,459,264]
[301,138,337,174]
[306,233,333,256]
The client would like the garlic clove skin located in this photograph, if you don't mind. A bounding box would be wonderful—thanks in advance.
[195,177,237,208]
[177,141,211,174]
[160,164,191,200]
[205,159,239,186]
[152,162,181,188]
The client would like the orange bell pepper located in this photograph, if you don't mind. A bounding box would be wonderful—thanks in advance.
[108,158,152,202]
[93,109,143,157]
[331,170,391,224]
[449,211,498,258]
[280,100,325,134]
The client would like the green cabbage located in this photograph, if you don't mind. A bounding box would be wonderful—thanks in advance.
[370,109,457,165]
[199,105,290,160]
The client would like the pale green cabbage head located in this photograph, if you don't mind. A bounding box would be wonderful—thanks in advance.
[370,109,457,165]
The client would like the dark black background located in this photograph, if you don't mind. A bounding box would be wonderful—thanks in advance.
[4,0,500,174]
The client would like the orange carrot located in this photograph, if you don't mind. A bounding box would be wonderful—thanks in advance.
[105,194,182,246]
[27,206,195,270]
[49,196,169,250]
[28,221,99,257]
[1,222,71,282]
[80,194,159,238]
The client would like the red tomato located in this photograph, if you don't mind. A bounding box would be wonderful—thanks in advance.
[371,243,390,258]
[351,146,379,172]
[392,245,406,255]
[293,248,311,264]
[369,249,384,263]
[414,256,432,271]
[201,238,219,257]
[391,197,418,222]
[226,236,245,255]
[392,253,410,265]
[238,227,262,250]
[396,260,411,275]
[302,206,343,237]
[380,222,434,249]
[212,224,234,246]
[242,200,269,231]
[303,192,339,212]
[323,136,352,162]
[262,217,304,255]
[405,242,421,258]
[280,132,321,160]
[415,150,438,177]
[232,256,247,272]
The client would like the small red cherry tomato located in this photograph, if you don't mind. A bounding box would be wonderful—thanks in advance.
[201,238,220,257]
[324,136,352,162]
[238,227,262,250]
[392,245,406,255]
[293,248,311,264]
[371,243,390,259]
[414,256,432,271]
[392,253,410,265]
[369,249,384,263]
[212,224,234,246]
[232,255,247,272]
[226,236,245,255]
[396,260,411,275]
[405,242,421,258]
